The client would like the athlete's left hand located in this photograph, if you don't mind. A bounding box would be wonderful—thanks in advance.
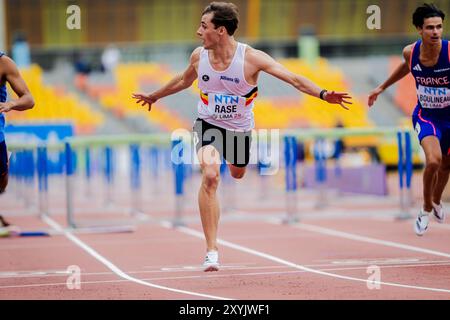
[132,93,157,111]
[323,91,352,110]
[0,102,13,114]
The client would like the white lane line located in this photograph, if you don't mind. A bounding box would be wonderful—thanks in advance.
[2,259,450,279]
[0,278,130,290]
[42,215,231,300]
[433,224,450,230]
[228,209,399,221]
[3,261,450,291]
[163,223,450,294]
[0,270,69,277]
[279,221,450,259]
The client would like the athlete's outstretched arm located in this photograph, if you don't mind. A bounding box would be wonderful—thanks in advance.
[132,47,200,111]
[247,49,352,110]
[368,45,412,107]
[0,56,34,114]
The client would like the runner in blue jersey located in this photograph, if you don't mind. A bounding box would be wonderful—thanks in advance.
[0,52,34,202]
[368,3,449,236]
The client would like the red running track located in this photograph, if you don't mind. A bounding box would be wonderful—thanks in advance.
[1,211,450,300]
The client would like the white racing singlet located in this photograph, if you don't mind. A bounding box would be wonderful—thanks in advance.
[197,42,258,131]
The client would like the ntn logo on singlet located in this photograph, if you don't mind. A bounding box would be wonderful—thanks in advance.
[422,86,448,95]
[214,94,239,104]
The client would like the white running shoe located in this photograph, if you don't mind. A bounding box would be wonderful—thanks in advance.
[432,202,445,223]
[414,209,430,236]
[203,250,219,272]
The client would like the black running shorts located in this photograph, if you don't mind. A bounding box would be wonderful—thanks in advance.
[193,118,252,168]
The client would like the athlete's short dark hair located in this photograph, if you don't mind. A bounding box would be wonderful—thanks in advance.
[202,2,239,36]
[412,3,445,28]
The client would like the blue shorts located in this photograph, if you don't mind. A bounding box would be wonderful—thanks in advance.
[0,140,7,176]
[412,107,450,156]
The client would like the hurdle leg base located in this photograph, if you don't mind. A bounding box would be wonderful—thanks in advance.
[396,212,413,220]
[282,216,299,225]
[171,219,186,228]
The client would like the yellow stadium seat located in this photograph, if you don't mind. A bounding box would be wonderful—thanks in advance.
[7,64,104,133]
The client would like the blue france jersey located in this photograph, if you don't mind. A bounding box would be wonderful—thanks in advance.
[0,51,6,142]
[410,40,450,115]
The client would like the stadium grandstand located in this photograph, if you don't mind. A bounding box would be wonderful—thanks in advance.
[3,0,447,137]
[1,0,449,186]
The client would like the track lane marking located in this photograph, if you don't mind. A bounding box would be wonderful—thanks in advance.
[42,215,232,300]
[282,221,450,258]
[2,261,450,291]
[164,222,450,294]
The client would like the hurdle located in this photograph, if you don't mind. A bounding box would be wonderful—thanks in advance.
[313,137,328,209]
[283,135,299,224]
[282,127,417,223]
[172,138,186,227]
[397,130,413,220]
[8,134,185,233]
[37,144,49,217]
[7,126,417,231]
[9,142,47,212]
[129,144,143,216]
[64,133,172,229]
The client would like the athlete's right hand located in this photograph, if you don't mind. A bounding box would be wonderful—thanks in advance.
[132,93,157,111]
[0,102,13,114]
[368,87,384,107]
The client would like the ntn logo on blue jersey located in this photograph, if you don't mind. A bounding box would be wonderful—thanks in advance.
[421,86,448,95]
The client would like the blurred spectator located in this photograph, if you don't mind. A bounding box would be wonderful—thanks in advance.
[11,33,31,68]
[101,44,121,73]
[297,141,305,162]
[73,51,91,75]
[72,51,92,91]
[332,121,345,159]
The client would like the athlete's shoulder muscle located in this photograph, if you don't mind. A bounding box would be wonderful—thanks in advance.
[190,47,202,63]
[0,54,33,98]
[0,54,17,83]
[0,54,19,76]
[186,47,202,76]
[244,46,276,72]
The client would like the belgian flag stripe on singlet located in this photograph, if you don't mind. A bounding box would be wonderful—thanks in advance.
[200,91,208,105]
[243,86,258,106]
